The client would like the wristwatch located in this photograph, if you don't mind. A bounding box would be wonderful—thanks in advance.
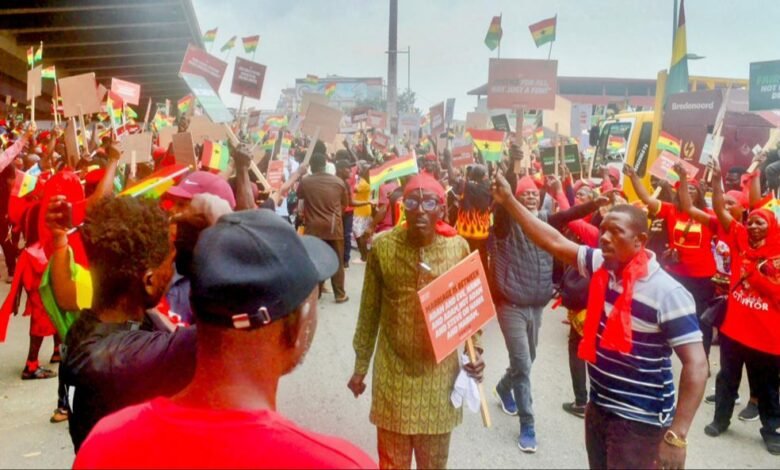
[663,429,687,448]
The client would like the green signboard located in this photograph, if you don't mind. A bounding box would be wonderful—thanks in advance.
[180,72,234,123]
[749,60,780,111]
[540,144,581,175]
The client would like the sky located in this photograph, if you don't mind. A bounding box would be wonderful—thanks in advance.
[191,0,780,120]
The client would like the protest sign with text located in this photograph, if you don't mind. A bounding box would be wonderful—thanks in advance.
[649,150,700,183]
[749,60,780,111]
[540,144,580,175]
[418,251,496,364]
[451,140,476,167]
[430,102,445,136]
[487,58,557,110]
[179,44,228,93]
[111,78,141,106]
[266,160,285,191]
[231,57,267,100]
[367,110,387,130]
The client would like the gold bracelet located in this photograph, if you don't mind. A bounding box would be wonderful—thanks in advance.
[663,429,687,448]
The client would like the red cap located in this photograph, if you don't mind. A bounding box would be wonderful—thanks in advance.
[165,171,236,209]
[403,174,445,202]
[515,176,539,196]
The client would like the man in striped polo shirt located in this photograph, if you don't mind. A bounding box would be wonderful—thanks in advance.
[491,174,708,469]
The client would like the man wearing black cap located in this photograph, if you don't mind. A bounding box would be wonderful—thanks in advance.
[297,152,350,302]
[75,210,376,469]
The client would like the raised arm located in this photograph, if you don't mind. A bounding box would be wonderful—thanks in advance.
[492,173,581,266]
[710,165,734,231]
[673,163,712,225]
[623,164,661,214]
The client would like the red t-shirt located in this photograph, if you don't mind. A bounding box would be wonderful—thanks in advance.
[720,222,780,355]
[655,202,717,278]
[73,397,377,470]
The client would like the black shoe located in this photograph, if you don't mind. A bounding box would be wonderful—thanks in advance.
[562,401,586,418]
[704,393,740,405]
[761,428,780,455]
[704,422,728,437]
[738,402,760,422]
[21,367,57,380]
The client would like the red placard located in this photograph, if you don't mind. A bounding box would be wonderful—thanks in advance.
[367,110,387,129]
[418,251,496,363]
[111,78,141,106]
[487,58,557,110]
[372,131,389,150]
[451,144,475,167]
[648,150,700,183]
[230,57,267,100]
[179,44,228,93]
[266,160,285,191]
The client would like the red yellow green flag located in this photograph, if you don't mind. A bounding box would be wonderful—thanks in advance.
[12,169,37,198]
[667,0,689,97]
[265,116,288,128]
[535,127,544,141]
[324,83,336,98]
[242,35,260,54]
[34,44,42,64]
[203,28,218,43]
[607,135,626,151]
[484,16,502,51]
[177,95,193,115]
[221,36,236,52]
[468,129,506,162]
[657,131,681,156]
[369,152,419,192]
[121,164,191,198]
[529,15,557,48]
[26,47,34,67]
[305,74,319,84]
[201,140,230,171]
[41,66,56,80]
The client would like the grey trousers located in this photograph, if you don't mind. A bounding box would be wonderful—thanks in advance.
[496,302,544,426]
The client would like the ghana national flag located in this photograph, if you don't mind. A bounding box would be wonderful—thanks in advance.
[528,15,557,48]
[221,36,236,52]
[242,35,260,54]
[203,28,218,43]
[484,15,502,51]
[369,153,418,192]
[120,164,191,198]
[667,0,689,97]
[468,128,506,162]
[657,131,681,156]
[42,66,56,80]
[201,140,230,172]
[324,83,336,98]
[177,95,194,115]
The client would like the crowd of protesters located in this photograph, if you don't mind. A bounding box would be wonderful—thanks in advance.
[0,102,778,469]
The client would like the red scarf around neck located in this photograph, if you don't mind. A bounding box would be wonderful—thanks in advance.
[578,249,650,363]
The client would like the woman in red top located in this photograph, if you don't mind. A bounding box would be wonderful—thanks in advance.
[704,165,780,455]
[625,164,717,358]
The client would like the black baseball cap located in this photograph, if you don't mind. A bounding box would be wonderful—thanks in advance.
[190,209,338,329]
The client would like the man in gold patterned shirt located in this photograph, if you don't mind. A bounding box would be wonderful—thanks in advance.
[348,174,485,469]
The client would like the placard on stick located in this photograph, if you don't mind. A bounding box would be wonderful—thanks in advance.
[188,115,228,145]
[180,72,233,123]
[119,132,153,165]
[540,144,580,175]
[230,57,266,100]
[302,102,343,143]
[300,92,328,115]
[648,151,699,183]
[171,132,197,166]
[111,78,141,106]
[59,73,102,118]
[266,160,285,191]
[418,251,496,364]
[64,119,80,163]
[27,66,42,101]
[451,141,476,167]
[158,126,177,150]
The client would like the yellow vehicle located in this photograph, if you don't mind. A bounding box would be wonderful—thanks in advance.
[591,111,656,202]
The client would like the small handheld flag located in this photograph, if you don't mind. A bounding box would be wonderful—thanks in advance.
[177,95,194,115]
[201,140,230,172]
[41,66,56,80]
[26,47,34,68]
[34,44,43,64]
[305,74,319,84]
[324,83,336,98]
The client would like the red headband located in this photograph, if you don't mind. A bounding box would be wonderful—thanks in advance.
[404,174,445,202]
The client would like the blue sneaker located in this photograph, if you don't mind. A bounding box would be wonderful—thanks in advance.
[493,385,517,416]
[518,424,537,453]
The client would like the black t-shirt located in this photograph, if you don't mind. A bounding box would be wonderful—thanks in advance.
[63,310,196,451]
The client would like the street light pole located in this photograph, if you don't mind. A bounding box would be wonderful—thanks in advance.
[387,0,398,135]
[385,46,411,109]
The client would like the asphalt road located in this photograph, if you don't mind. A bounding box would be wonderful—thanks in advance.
[0,259,776,469]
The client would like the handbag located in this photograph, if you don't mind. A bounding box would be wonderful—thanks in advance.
[560,265,590,311]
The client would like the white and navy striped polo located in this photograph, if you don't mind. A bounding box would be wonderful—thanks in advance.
[578,247,702,427]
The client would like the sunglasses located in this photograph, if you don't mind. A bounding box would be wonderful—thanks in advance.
[404,198,439,213]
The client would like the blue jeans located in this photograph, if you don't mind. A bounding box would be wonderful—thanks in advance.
[496,302,544,426]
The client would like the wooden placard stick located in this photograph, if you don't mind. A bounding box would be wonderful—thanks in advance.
[466,337,491,428]
[142,97,152,132]
[302,126,321,166]
[651,186,662,199]
[553,123,560,178]
[77,104,89,152]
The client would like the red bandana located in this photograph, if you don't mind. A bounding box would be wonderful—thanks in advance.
[578,249,650,363]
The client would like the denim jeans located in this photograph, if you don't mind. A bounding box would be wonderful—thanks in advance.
[496,302,543,426]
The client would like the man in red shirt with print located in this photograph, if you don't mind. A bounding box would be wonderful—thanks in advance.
[74,210,376,469]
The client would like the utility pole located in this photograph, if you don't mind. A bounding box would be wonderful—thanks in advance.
[387,0,398,135]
